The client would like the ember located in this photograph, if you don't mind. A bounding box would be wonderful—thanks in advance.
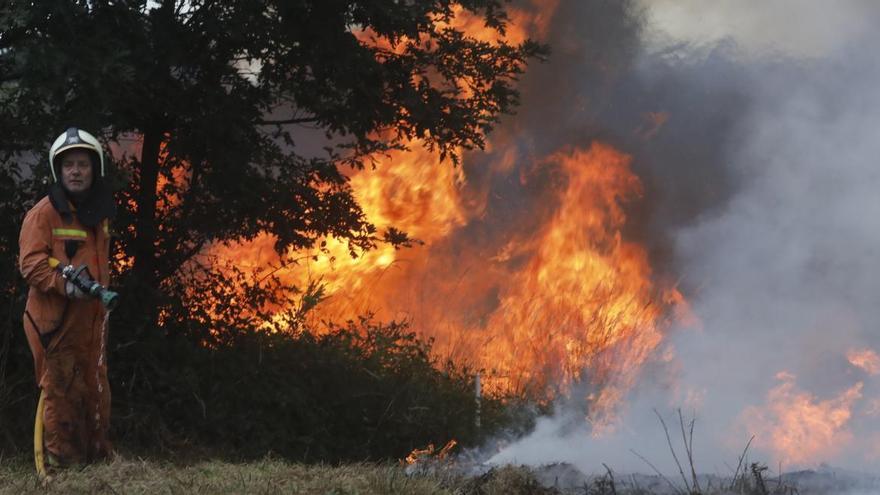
[404,439,458,466]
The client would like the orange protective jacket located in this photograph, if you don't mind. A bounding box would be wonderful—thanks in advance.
[19,194,112,463]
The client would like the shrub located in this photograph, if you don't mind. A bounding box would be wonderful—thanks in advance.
[109,316,527,461]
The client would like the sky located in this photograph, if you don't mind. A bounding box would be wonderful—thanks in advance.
[643,0,877,58]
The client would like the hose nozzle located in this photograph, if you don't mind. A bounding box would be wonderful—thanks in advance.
[60,264,119,311]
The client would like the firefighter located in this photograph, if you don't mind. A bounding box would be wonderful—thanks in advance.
[19,127,117,469]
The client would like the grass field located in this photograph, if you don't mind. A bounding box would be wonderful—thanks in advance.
[2,453,867,494]
[0,456,559,495]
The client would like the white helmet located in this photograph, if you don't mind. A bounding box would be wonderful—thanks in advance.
[48,127,105,182]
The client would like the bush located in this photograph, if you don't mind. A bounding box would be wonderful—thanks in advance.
[0,167,37,455]
[3,313,532,462]
[109,316,528,461]
[0,288,33,455]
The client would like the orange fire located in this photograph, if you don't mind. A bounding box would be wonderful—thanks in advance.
[403,439,458,466]
[205,141,472,326]
[208,138,684,429]
[442,0,559,46]
[475,144,675,417]
[742,371,863,465]
[199,2,686,428]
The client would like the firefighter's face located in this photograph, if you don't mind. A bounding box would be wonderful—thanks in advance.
[60,150,94,195]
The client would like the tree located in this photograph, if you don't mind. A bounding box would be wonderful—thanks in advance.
[0,0,544,333]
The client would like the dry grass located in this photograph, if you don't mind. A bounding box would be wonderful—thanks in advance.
[0,456,562,495]
[0,453,835,495]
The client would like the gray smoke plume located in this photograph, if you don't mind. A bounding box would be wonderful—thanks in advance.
[481,0,880,475]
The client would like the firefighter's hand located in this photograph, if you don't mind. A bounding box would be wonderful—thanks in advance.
[65,280,87,299]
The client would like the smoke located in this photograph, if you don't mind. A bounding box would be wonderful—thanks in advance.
[643,0,877,59]
[665,30,880,471]
[482,0,880,475]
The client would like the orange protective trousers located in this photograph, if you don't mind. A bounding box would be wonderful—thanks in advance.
[19,195,112,463]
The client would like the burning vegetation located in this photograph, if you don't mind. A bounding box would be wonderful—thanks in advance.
[209,141,685,409]
[742,371,863,466]
[201,0,880,472]
[202,1,688,436]
[4,0,880,477]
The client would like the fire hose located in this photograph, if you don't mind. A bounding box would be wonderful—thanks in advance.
[34,259,119,477]
[34,389,46,478]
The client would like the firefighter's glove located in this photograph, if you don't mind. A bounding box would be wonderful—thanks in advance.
[65,279,87,299]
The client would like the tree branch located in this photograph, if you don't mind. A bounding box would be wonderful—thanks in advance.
[258,117,321,126]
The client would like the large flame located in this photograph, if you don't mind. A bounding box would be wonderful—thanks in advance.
[476,144,673,414]
[198,2,685,428]
[207,138,683,429]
